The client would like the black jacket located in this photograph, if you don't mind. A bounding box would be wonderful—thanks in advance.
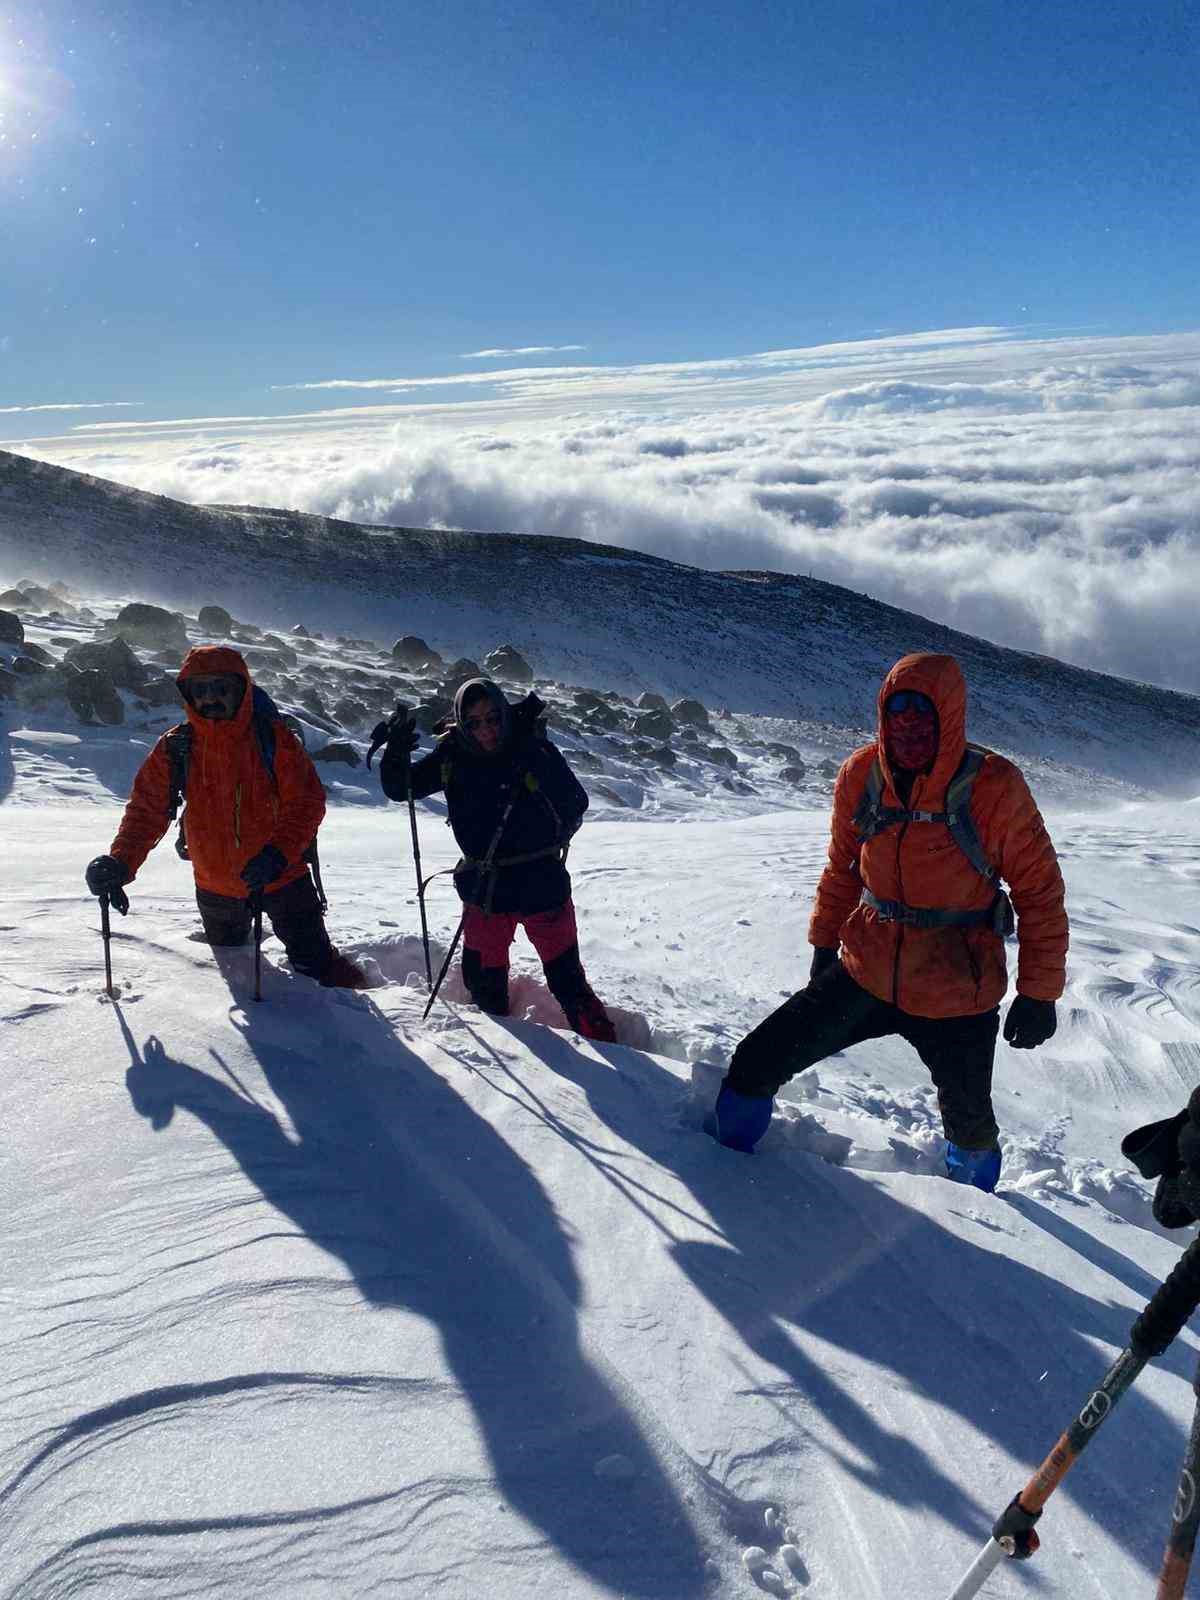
[381,729,589,914]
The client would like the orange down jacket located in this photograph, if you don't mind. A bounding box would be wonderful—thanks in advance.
[110,646,325,900]
[809,653,1068,1019]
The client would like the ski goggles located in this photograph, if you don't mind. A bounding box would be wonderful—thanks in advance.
[884,690,935,716]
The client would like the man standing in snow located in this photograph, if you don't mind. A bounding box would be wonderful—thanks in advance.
[84,644,367,988]
[376,679,616,1040]
[708,652,1068,1191]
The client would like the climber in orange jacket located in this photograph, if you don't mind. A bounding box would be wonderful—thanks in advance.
[84,645,366,987]
[709,652,1068,1190]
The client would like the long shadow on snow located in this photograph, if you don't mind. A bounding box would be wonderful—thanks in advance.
[501,1020,1197,1578]
[114,985,713,1599]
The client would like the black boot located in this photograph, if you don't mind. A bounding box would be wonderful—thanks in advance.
[461,947,510,1015]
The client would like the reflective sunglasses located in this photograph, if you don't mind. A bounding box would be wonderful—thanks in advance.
[885,690,935,716]
[464,709,503,732]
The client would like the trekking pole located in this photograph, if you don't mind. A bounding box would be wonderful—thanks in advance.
[368,702,432,988]
[422,909,466,1021]
[406,748,433,990]
[100,894,115,998]
[252,892,264,1003]
[1156,1350,1200,1599]
[944,1231,1200,1600]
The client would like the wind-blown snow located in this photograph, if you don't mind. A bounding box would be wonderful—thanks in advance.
[5,505,1200,1595]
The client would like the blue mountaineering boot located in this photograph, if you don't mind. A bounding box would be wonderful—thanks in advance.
[704,1085,774,1153]
[945,1142,1002,1192]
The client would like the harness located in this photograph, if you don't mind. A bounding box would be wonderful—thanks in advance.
[852,744,1015,938]
[443,742,569,913]
[165,685,326,909]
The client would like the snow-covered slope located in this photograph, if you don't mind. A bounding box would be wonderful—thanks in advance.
[5,795,1200,1600]
[6,460,1200,1599]
[3,446,1200,793]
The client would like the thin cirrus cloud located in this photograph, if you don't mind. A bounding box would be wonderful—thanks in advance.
[0,401,142,415]
[10,326,1200,698]
[460,344,587,358]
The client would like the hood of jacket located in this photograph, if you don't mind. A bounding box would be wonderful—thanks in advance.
[876,652,967,800]
[452,677,512,755]
[176,645,255,744]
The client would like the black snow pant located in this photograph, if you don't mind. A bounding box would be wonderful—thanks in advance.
[726,959,1001,1150]
[195,872,335,981]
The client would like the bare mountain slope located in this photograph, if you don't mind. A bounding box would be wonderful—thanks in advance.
[2,447,1198,791]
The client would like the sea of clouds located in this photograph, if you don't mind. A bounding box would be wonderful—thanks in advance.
[12,328,1200,693]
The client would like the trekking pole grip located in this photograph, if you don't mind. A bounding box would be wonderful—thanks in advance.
[1133,1234,1200,1357]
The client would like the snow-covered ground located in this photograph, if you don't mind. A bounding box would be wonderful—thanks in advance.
[5,733,1200,1596]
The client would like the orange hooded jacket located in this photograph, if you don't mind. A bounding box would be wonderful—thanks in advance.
[809,653,1067,1019]
[110,646,326,900]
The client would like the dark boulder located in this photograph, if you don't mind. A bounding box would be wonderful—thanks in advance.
[198,604,234,636]
[111,602,189,652]
[766,742,802,764]
[670,697,711,729]
[780,766,807,785]
[637,691,669,711]
[312,741,362,768]
[484,644,533,683]
[392,635,444,671]
[66,667,125,725]
[63,637,150,690]
[0,609,23,645]
[702,744,738,769]
[632,707,674,741]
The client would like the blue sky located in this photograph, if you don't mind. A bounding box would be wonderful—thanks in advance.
[1,0,1197,438]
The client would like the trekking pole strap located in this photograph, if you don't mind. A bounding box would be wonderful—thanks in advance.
[1133,1234,1200,1357]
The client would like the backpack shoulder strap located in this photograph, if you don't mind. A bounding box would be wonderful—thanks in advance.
[852,756,906,841]
[164,723,193,820]
[943,745,998,883]
[250,685,280,787]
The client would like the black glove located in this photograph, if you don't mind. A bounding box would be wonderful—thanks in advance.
[240,844,287,893]
[367,706,419,771]
[1002,995,1057,1050]
[810,946,838,983]
[509,692,547,737]
[1122,1091,1200,1228]
[86,854,131,915]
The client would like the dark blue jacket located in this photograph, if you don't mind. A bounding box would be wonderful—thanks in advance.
[381,729,589,914]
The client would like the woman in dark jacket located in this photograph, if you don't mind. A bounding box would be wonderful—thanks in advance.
[379,679,616,1041]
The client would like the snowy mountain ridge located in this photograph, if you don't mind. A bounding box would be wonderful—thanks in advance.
[3,446,1199,795]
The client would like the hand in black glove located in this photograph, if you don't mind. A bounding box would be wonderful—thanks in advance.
[240,844,287,893]
[1002,995,1057,1050]
[509,692,547,738]
[1123,1089,1200,1228]
[809,946,839,983]
[85,854,131,915]
[367,706,418,769]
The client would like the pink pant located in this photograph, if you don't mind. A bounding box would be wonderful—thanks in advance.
[462,899,579,967]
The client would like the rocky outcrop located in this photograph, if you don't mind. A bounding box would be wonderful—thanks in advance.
[484,644,534,683]
[109,602,189,652]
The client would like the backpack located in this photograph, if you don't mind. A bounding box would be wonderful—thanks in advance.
[165,686,326,908]
[851,744,1015,937]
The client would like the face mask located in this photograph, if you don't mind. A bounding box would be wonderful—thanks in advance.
[885,710,938,771]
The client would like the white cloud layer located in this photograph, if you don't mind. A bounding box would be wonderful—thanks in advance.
[10,327,1200,695]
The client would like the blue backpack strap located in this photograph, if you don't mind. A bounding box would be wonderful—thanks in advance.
[250,685,280,787]
[164,723,193,820]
